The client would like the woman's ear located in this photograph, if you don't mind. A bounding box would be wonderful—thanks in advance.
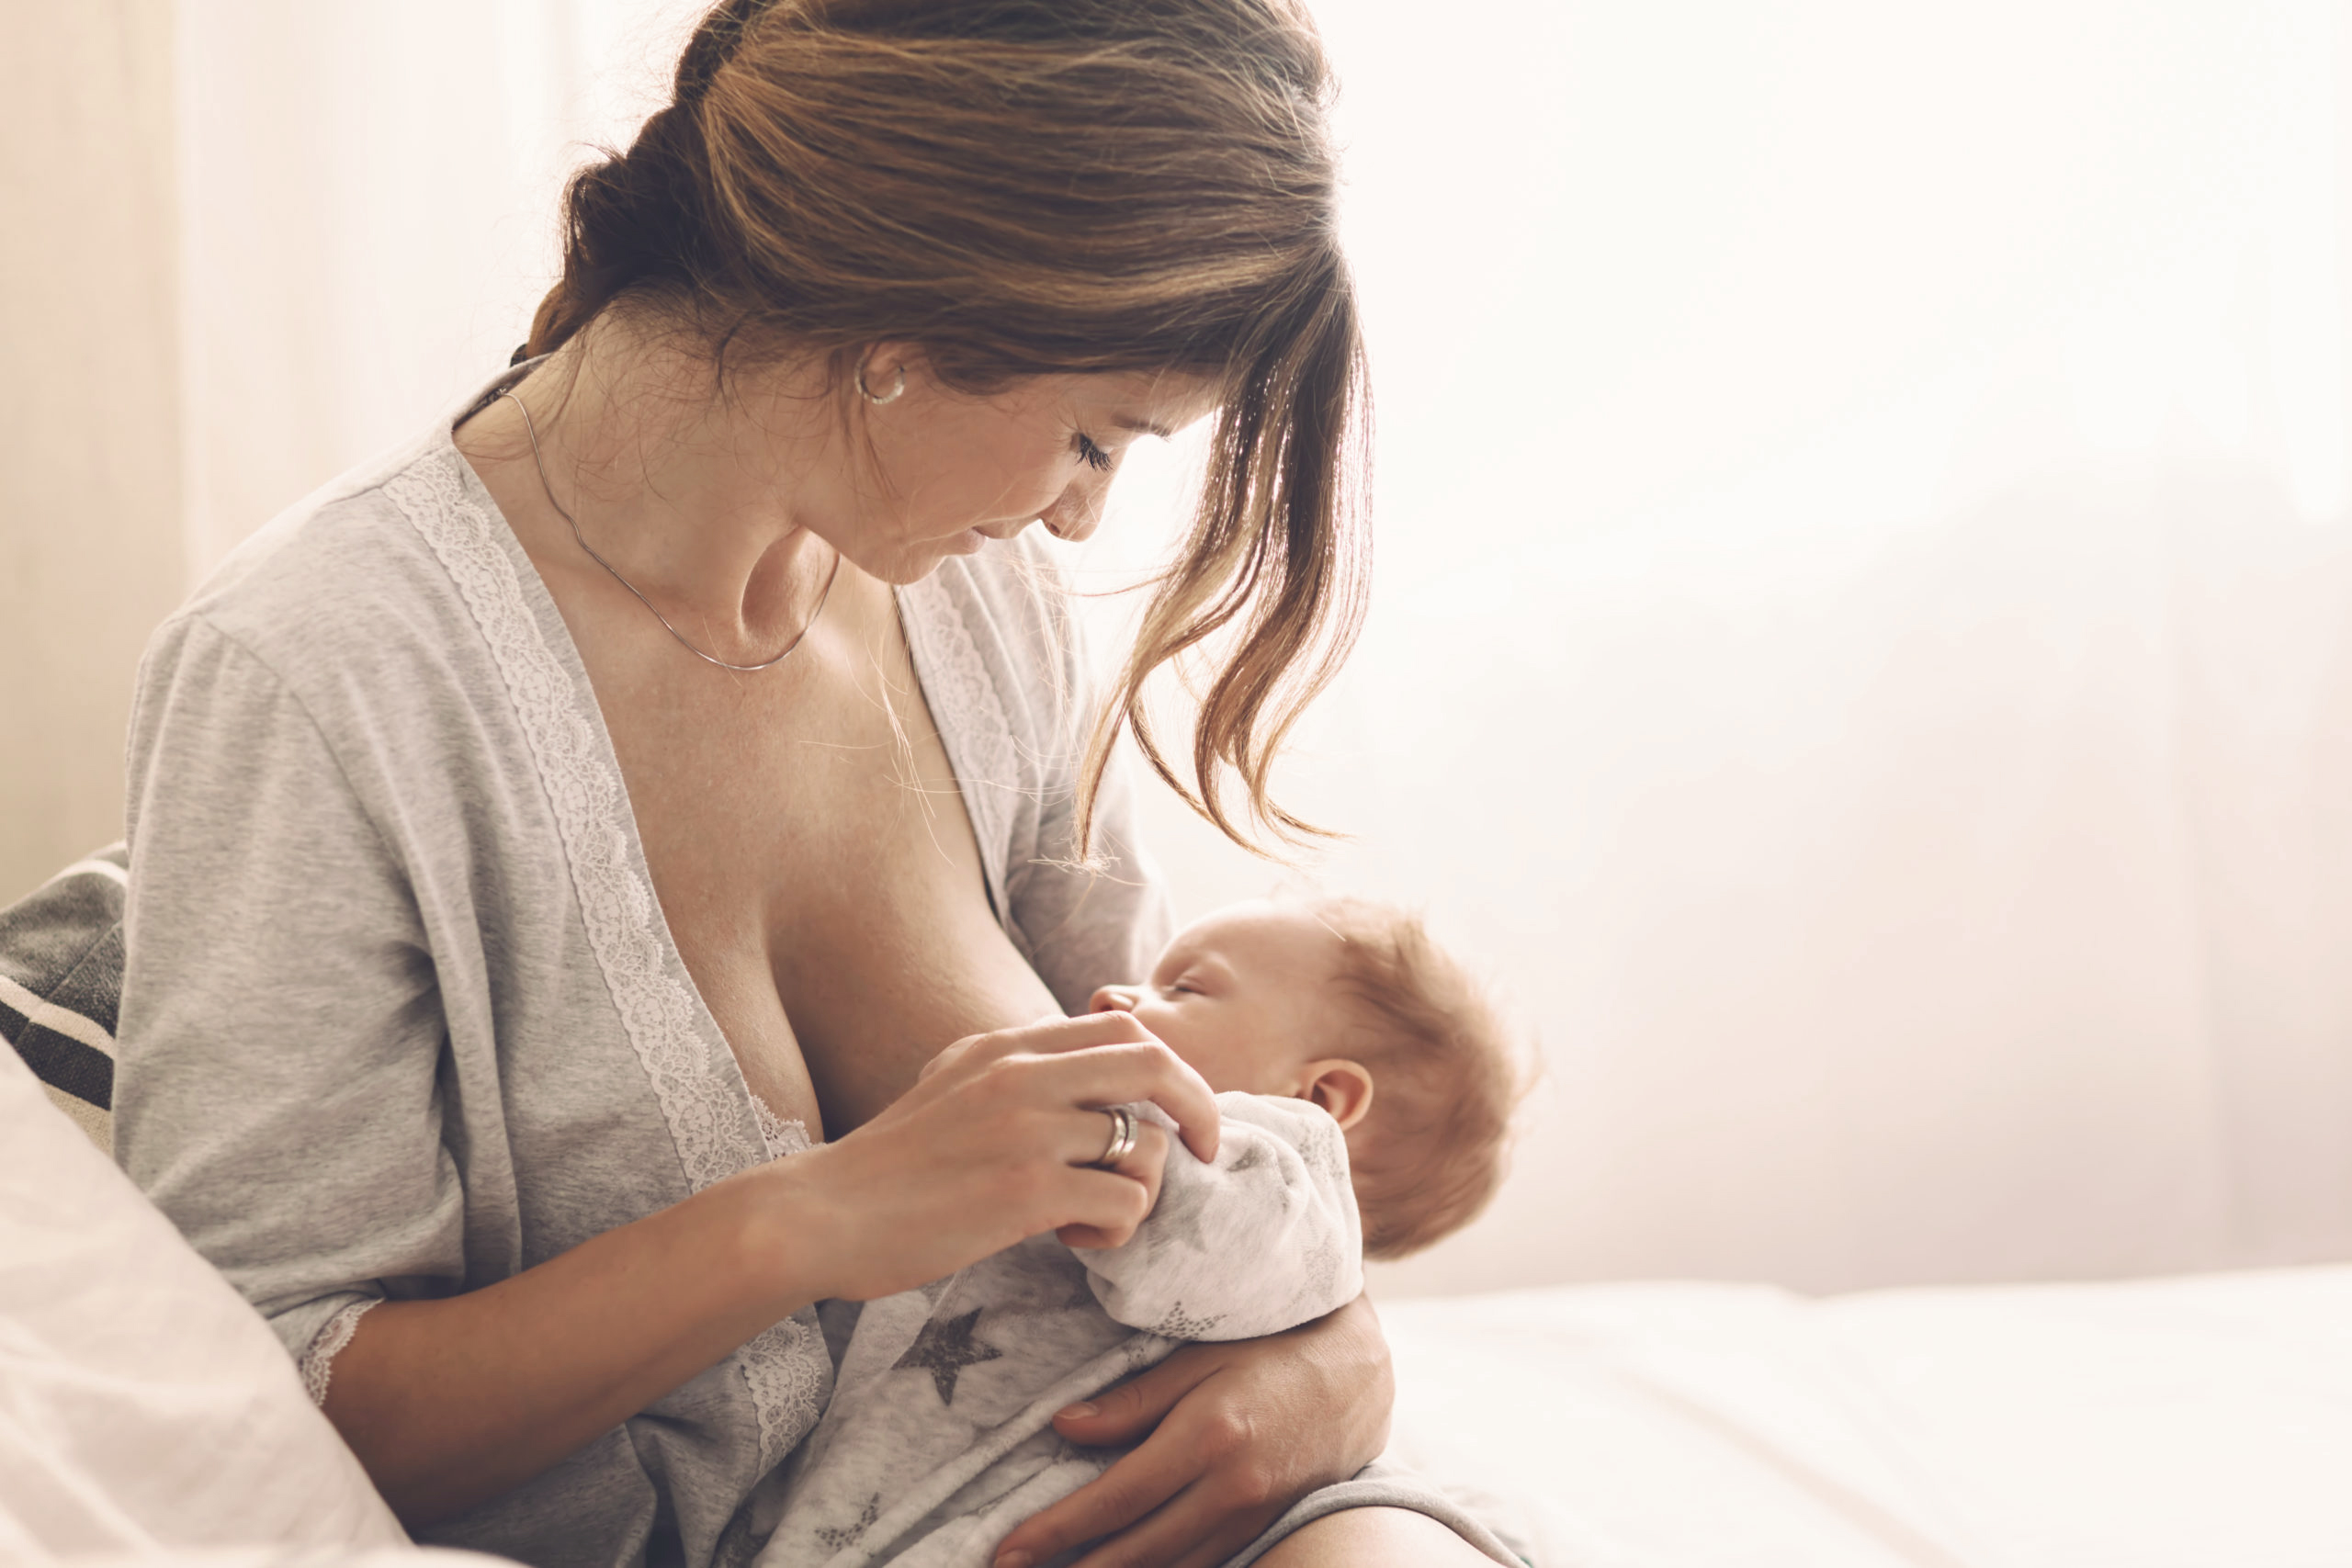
[1296,1059,1375,1130]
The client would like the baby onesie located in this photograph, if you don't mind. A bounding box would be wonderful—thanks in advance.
[752,1091,1363,1568]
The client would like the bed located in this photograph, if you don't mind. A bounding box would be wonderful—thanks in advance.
[7,861,2351,1567]
[1381,1270,2352,1567]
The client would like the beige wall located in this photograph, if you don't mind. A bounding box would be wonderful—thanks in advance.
[0,2,187,902]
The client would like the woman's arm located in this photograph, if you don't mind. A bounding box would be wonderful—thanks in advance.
[324,1012,1220,1529]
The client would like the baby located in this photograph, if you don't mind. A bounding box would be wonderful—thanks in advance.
[752,896,1523,1568]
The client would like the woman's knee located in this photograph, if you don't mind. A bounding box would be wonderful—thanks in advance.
[1250,1505,1496,1567]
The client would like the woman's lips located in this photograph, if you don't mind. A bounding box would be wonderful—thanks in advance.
[943,522,1034,556]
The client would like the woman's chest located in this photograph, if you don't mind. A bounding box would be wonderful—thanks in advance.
[578,577,1061,1134]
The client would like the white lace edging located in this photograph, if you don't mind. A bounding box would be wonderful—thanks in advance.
[299,1297,380,1407]
[739,1312,830,1468]
[738,1093,823,1460]
[388,449,825,1466]
[391,454,743,1194]
[748,1092,812,1160]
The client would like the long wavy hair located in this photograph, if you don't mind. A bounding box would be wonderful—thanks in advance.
[524,0,1371,852]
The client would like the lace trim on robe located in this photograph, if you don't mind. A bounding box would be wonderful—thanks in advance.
[387,448,830,1472]
[749,1092,812,1160]
[298,1297,380,1407]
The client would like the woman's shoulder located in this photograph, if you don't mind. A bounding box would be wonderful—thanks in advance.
[151,424,526,723]
[175,431,464,649]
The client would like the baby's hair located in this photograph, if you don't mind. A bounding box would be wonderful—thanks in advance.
[1306,897,1526,1258]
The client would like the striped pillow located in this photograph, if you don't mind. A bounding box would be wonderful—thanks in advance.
[0,844,126,1153]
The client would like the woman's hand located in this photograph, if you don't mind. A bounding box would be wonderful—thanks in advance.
[988,1293,1396,1568]
[771,1010,1220,1303]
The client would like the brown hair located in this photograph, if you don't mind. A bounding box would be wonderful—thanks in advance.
[1310,897,1525,1258]
[526,0,1370,852]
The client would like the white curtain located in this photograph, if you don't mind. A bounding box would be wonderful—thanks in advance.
[178,0,2352,1297]
[178,0,709,577]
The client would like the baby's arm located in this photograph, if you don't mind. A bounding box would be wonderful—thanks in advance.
[1082,1090,1364,1341]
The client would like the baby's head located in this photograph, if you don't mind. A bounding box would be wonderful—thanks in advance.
[1090,897,1522,1258]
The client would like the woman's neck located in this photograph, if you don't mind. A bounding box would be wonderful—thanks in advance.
[460,320,851,653]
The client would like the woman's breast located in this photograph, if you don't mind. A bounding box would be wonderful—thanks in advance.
[602,578,1061,1139]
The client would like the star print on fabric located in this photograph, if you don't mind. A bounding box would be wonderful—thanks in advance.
[1154,1302,1225,1339]
[815,1493,882,1551]
[891,1307,1004,1404]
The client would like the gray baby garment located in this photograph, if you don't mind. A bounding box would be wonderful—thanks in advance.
[753,1092,1363,1568]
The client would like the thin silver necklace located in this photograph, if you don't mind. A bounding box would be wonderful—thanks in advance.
[502,389,842,673]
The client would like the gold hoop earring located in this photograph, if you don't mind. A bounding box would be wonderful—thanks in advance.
[856,359,906,406]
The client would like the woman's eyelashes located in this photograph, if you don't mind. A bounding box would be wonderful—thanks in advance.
[1074,433,1114,472]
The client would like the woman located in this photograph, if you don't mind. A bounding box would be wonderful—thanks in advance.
[113,1,1512,1564]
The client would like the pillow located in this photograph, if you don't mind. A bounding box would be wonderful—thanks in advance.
[0,1010,411,1556]
[0,845,125,1153]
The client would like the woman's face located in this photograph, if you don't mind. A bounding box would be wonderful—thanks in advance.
[824,357,1220,583]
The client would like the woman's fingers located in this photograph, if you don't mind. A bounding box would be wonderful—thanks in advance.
[812,1012,1217,1294]
[1050,1341,1210,1443]
[1019,1043,1218,1164]
[962,1010,1163,1066]
[1008,1311,1394,1567]
[989,1348,1225,1563]
[1057,1122,1168,1249]
[916,1010,1154,1089]
[916,1015,1218,1162]
[1049,1167,1159,1247]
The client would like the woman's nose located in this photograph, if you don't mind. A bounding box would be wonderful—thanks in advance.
[1089,985,1139,1014]
[1040,474,1111,542]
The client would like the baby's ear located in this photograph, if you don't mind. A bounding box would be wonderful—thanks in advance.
[1298,1059,1376,1130]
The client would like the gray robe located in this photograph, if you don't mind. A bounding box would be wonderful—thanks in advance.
[114,366,1168,1568]
[112,364,1522,1568]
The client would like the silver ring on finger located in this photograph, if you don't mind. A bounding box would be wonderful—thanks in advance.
[1090,1105,1138,1169]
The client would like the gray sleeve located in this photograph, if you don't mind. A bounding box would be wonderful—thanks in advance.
[1081,1092,1364,1341]
[115,613,461,1371]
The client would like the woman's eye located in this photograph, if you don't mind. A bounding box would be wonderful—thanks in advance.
[1075,434,1114,473]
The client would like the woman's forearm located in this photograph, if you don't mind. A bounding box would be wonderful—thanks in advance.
[316,1014,1218,1532]
[322,1165,814,1529]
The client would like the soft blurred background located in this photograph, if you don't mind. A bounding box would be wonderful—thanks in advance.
[6,1,2351,1300]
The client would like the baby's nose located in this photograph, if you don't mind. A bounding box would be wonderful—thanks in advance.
[1088,985,1139,1014]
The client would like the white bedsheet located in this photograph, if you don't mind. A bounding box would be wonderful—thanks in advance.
[0,1046,409,1563]
[1380,1269,2352,1568]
